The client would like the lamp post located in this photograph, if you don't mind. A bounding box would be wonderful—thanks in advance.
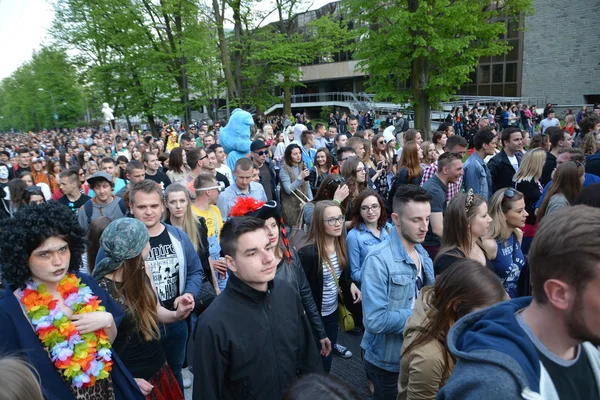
[38,88,59,132]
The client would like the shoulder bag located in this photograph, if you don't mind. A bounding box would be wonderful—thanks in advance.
[324,262,355,332]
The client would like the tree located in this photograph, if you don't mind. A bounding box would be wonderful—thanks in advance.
[346,0,533,138]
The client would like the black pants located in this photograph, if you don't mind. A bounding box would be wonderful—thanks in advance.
[320,308,338,373]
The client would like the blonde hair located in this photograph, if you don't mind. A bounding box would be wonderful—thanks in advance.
[486,188,524,242]
[164,183,201,252]
[513,148,546,182]
[0,357,43,400]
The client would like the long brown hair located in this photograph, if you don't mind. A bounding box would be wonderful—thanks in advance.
[399,141,422,181]
[341,157,366,200]
[537,161,584,223]
[402,259,506,384]
[308,201,348,272]
[314,148,333,175]
[117,254,160,341]
[371,133,385,161]
[350,189,388,230]
[87,217,112,275]
[436,193,485,262]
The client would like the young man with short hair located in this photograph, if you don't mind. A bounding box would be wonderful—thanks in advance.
[313,122,328,149]
[347,137,366,160]
[463,129,497,200]
[540,127,573,186]
[143,152,172,190]
[331,132,349,161]
[488,127,524,193]
[209,143,233,183]
[203,133,215,148]
[348,116,359,136]
[217,158,267,221]
[193,216,321,400]
[422,152,464,259]
[199,148,229,188]
[439,206,600,399]
[99,157,126,193]
[115,160,146,199]
[77,171,127,231]
[329,146,356,175]
[539,109,560,133]
[420,135,468,201]
[14,147,31,175]
[58,169,90,215]
[300,130,317,169]
[361,185,435,400]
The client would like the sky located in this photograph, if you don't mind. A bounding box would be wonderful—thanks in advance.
[0,0,334,80]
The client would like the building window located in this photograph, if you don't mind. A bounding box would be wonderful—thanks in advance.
[492,64,504,83]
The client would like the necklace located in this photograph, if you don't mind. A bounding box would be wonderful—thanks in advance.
[18,274,113,388]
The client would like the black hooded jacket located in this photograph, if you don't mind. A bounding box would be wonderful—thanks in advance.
[193,273,322,400]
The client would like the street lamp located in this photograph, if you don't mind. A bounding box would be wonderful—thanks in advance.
[155,24,191,130]
[38,88,59,132]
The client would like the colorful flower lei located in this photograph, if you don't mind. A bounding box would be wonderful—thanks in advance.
[18,274,113,388]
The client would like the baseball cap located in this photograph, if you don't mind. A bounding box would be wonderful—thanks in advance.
[250,140,268,152]
[87,171,114,187]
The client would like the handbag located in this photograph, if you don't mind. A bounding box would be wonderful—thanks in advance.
[288,191,311,251]
[194,279,216,314]
[324,262,355,332]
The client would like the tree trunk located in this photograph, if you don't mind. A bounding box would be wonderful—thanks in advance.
[212,0,239,102]
[126,115,133,133]
[147,114,158,137]
[231,0,243,97]
[283,76,292,116]
[412,54,432,139]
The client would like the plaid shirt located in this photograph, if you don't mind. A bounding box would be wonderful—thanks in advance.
[420,161,463,201]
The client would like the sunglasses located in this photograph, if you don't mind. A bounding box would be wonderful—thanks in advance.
[503,188,516,198]
[254,150,269,156]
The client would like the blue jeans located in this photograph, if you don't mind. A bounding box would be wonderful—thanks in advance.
[363,359,399,400]
[160,319,189,391]
[321,309,339,373]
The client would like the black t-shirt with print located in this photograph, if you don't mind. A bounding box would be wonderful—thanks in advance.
[58,194,91,215]
[147,227,180,310]
[145,171,172,191]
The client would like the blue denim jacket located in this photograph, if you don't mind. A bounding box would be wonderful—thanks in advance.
[360,227,434,373]
[346,222,393,284]
[463,152,491,200]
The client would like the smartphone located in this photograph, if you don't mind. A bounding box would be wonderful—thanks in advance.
[377,161,383,171]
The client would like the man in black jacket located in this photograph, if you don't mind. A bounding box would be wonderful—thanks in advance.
[193,217,321,400]
[488,127,523,193]
[540,127,572,186]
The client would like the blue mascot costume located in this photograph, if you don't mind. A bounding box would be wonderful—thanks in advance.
[219,108,254,173]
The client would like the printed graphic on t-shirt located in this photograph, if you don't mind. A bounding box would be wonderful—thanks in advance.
[147,230,180,304]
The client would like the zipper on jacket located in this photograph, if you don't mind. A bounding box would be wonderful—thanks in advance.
[264,289,281,394]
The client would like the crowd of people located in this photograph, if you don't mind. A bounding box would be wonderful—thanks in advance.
[1,101,600,400]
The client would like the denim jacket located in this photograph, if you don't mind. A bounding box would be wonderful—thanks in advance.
[463,152,491,200]
[360,227,434,373]
[346,222,393,284]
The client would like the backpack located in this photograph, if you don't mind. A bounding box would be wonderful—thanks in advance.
[84,198,127,225]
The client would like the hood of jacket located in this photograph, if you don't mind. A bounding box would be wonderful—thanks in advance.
[587,150,600,163]
[448,296,540,392]
[404,286,435,340]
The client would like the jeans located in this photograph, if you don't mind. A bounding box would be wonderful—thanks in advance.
[321,309,339,373]
[363,359,399,400]
[160,319,189,391]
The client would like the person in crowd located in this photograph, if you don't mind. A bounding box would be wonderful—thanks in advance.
[330,132,349,162]
[361,185,434,400]
[283,374,361,400]
[192,174,228,291]
[313,123,329,149]
[539,109,560,133]
[348,137,366,161]
[421,135,467,202]
[194,216,322,399]
[382,128,398,175]
[131,146,143,162]
[210,143,233,184]
[83,216,112,276]
[299,201,362,370]
[302,174,350,228]
[398,259,506,400]
[0,202,144,399]
[94,218,194,399]
[482,188,527,298]
[229,198,331,356]
[8,178,27,215]
[217,157,267,221]
[346,190,392,284]
[433,191,492,275]
[422,152,464,260]
[540,127,573,186]
[403,129,423,146]
[563,114,576,136]
[31,156,59,194]
[463,129,497,200]
[419,141,437,168]
[23,185,46,205]
[537,161,584,222]
[574,183,600,207]
[340,156,367,215]
[117,155,130,182]
[0,357,44,400]
[488,127,523,192]
[330,146,356,175]
[370,133,392,200]
[0,164,11,218]
[78,171,127,231]
[529,132,550,151]
[432,131,447,158]
[166,148,190,184]
[115,160,146,202]
[512,148,545,254]
[86,160,99,176]
[575,114,600,151]
[97,179,203,391]
[309,148,333,195]
[143,153,172,191]
[14,147,31,175]
[279,143,313,226]
[98,157,127,194]
[249,139,277,201]
[438,206,600,399]
[300,130,317,169]
[20,171,52,200]
[387,141,423,210]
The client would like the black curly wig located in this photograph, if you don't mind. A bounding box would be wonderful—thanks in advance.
[0,201,86,289]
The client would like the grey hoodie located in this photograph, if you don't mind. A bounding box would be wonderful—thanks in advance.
[78,196,126,231]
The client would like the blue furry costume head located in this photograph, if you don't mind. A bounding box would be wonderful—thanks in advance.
[219,109,254,172]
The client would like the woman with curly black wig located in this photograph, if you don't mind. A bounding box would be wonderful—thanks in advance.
[0,201,144,400]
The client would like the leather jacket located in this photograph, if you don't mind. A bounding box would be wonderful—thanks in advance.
[276,250,327,340]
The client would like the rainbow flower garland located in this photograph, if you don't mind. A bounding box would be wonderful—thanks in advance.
[18,274,113,388]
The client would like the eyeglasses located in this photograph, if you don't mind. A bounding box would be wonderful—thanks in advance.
[327,177,345,187]
[377,140,385,144]
[199,154,208,161]
[356,167,365,173]
[360,204,380,213]
[324,216,345,226]
[254,150,269,156]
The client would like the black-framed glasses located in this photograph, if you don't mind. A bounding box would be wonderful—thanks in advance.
[377,140,385,144]
[199,154,208,161]
[254,150,269,156]
[360,204,380,213]
[324,216,345,226]
[327,177,345,187]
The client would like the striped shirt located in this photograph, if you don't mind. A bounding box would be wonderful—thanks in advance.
[321,253,341,316]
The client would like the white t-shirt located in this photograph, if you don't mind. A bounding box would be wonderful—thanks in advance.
[507,154,519,172]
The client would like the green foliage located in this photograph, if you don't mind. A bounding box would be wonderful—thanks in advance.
[320,105,335,121]
[0,47,85,131]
